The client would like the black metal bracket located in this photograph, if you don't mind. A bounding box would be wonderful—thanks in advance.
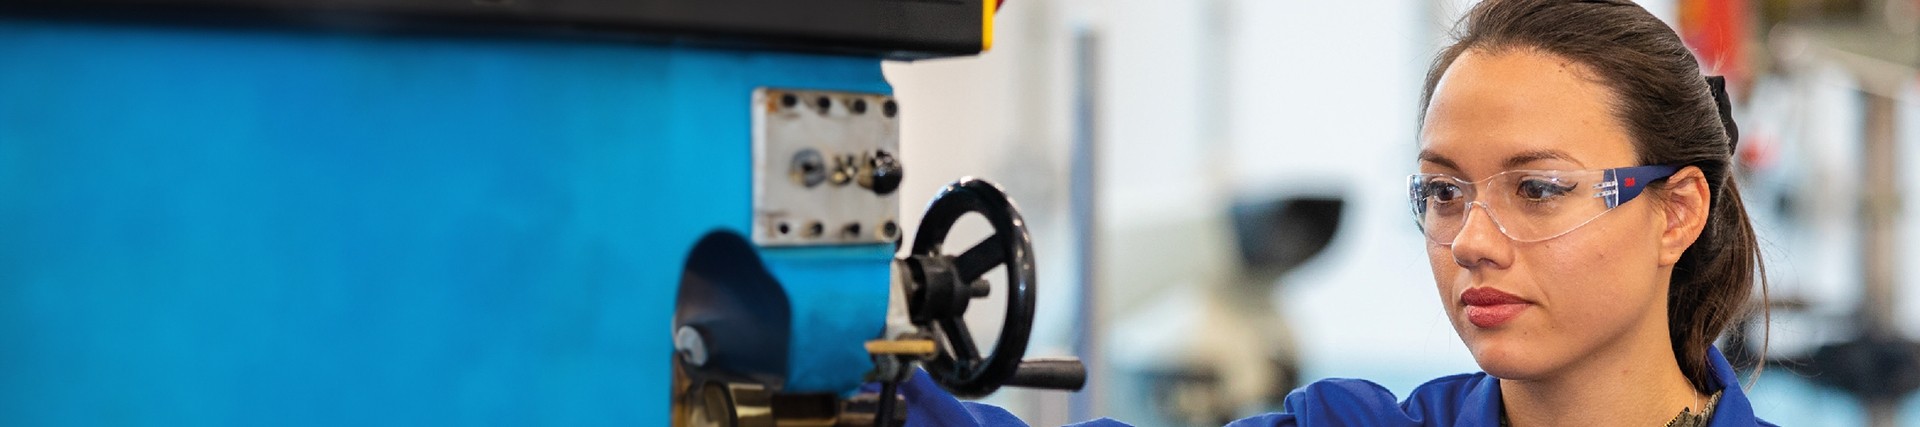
[0,0,990,59]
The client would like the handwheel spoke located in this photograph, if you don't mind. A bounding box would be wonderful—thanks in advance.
[940,317,981,366]
[953,235,1006,284]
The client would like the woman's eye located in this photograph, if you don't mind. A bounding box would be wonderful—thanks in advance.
[1424,182,1465,203]
[1516,178,1574,201]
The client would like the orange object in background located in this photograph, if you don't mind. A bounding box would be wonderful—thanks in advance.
[1678,0,1753,91]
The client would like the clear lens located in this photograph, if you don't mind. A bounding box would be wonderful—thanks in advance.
[1409,170,1617,244]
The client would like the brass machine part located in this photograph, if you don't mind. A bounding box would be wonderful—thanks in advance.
[863,339,936,357]
[673,358,904,427]
[673,362,774,427]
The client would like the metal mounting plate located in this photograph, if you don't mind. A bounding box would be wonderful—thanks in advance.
[751,88,900,247]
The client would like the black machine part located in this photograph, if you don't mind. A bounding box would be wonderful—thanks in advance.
[1231,195,1344,285]
[0,0,991,60]
[674,232,793,390]
[1806,332,1920,401]
[902,177,1086,399]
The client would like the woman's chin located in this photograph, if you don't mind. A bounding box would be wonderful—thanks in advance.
[1464,337,1551,380]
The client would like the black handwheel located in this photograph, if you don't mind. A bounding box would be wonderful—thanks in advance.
[904,177,1036,399]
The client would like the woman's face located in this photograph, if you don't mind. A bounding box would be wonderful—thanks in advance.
[1418,48,1676,380]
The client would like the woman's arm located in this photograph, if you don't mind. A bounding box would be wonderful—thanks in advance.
[893,372,1444,427]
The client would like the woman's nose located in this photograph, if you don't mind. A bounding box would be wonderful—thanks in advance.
[1449,202,1513,269]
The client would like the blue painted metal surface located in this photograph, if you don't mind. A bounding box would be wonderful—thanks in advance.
[0,19,892,425]
[760,245,894,396]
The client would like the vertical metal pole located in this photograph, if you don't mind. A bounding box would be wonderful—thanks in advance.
[1860,3,1917,423]
[1862,90,1901,427]
[1068,26,1101,424]
[1199,0,1235,188]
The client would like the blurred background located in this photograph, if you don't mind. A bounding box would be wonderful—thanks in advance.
[883,0,1920,426]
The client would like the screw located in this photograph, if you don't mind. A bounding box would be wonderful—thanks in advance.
[791,148,827,187]
[828,153,856,186]
[675,326,709,366]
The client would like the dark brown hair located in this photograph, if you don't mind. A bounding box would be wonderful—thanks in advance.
[1418,0,1766,393]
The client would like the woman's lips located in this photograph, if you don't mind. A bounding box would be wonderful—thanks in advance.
[1461,287,1530,328]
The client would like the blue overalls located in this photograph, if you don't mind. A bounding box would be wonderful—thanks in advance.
[898,347,1774,426]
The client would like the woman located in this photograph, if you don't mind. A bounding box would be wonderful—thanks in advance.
[897,0,1771,425]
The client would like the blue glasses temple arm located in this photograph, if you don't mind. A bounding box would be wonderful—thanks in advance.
[1597,164,1682,209]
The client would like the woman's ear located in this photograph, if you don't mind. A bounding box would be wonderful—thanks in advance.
[1657,166,1712,266]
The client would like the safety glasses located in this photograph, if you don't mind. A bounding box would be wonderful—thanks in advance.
[1408,165,1680,244]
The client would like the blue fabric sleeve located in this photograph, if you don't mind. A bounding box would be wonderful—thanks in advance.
[889,369,1131,427]
[892,369,1031,427]
[881,369,1771,427]
[1223,412,1297,427]
[1226,379,1424,427]
[885,375,1409,427]
[888,374,1438,427]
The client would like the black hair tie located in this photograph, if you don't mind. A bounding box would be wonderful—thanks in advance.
[1705,75,1739,150]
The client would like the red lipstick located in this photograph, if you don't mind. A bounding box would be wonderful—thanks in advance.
[1461,287,1529,328]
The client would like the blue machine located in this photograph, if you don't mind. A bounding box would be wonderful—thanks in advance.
[0,1,1081,425]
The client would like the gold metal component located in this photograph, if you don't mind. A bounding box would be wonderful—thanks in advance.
[674,357,776,427]
[864,339,936,356]
[828,153,856,186]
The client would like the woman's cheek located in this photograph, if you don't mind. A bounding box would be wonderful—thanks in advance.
[1524,231,1643,340]
[1426,246,1463,309]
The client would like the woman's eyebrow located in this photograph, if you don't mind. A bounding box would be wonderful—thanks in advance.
[1418,148,1586,172]
[1417,150,1459,170]
[1503,149,1584,169]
